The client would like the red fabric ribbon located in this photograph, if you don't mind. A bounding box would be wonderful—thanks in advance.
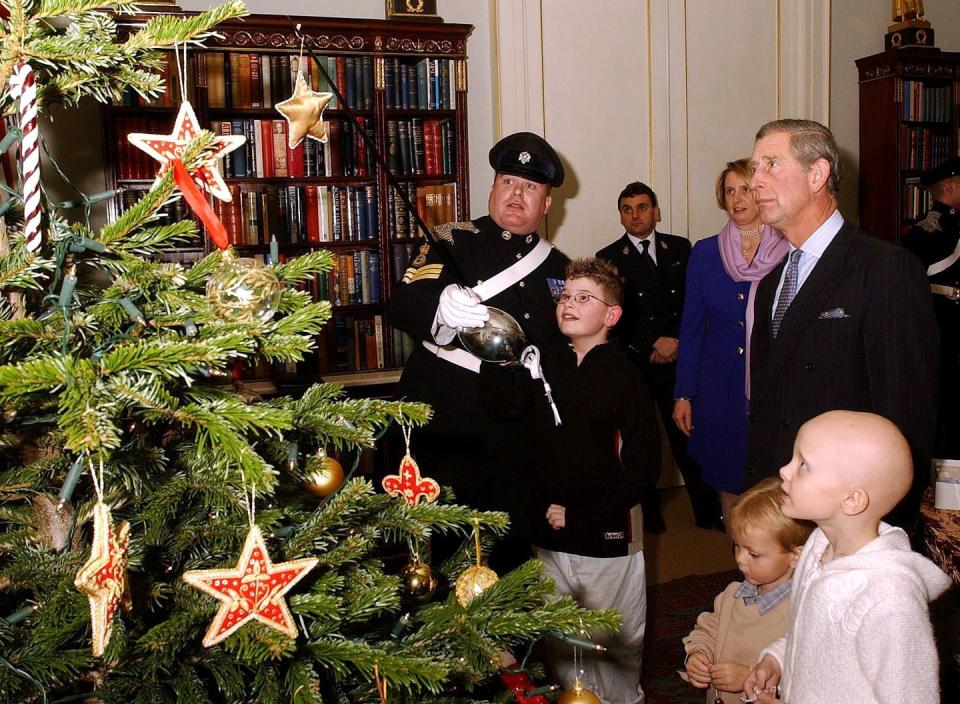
[172,158,229,251]
[500,670,551,704]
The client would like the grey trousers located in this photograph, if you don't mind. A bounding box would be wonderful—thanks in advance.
[535,547,646,704]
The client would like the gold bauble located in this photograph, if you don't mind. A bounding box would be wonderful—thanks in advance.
[205,250,282,323]
[399,555,437,603]
[454,564,499,606]
[557,680,602,704]
[303,455,344,497]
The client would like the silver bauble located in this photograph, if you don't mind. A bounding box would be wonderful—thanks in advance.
[206,250,282,323]
[458,306,528,363]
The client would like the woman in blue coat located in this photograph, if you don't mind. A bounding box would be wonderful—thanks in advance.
[672,160,787,521]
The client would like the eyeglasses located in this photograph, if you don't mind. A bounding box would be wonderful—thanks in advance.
[556,291,614,306]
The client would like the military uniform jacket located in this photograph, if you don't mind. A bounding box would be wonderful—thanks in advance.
[903,200,960,354]
[596,232,689,359]
[387,215,569,502]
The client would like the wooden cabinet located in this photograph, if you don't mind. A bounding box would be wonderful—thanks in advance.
[857,48,960,243]
[102,13,472,386]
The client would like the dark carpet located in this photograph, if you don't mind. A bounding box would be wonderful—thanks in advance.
[642,569,741,704]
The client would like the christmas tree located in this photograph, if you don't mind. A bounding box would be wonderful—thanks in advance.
[0,2,618,702]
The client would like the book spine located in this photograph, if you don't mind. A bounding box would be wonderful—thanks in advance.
[272,120,288,178]
[373,314,385,369]
[260,119,274,178]
[305,185,320,243]
[360,249,371,304]
[224,52,235,108]
[369,250,381,304]
[362,55,374,110]
[249,53,262,108]
[351,251,362,304]
[416,59,428,110]
[332,184,342,241]
[365,185,379,240]
[261,54,272,108]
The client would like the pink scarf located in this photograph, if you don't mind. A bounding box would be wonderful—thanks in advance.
[716,218,788,399]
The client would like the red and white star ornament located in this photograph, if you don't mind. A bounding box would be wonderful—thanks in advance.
[381,453,440,507]
[74,501,131,658]
[182,524,318,647]
[127,100,245,202]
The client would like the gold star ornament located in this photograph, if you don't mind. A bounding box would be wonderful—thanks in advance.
[275,73,334,149]
[74,502,131,657]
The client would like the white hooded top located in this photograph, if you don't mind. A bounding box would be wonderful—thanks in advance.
[761,522,951,704]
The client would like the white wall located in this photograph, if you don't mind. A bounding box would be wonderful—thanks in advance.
[46,0,960,250]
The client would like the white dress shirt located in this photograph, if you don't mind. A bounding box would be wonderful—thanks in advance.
[772,209,844,318]
[628,231,658,266]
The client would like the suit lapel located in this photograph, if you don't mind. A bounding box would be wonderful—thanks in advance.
[761,223,855,380]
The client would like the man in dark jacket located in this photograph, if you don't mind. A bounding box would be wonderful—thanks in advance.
[746,119,938,530]
[389,132,569,572]
[597,182,722,533]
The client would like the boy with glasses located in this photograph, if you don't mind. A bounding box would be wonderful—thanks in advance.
[529,257,660,704]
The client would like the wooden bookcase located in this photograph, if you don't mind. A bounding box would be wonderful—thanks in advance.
[102,13,472,387]
[857,47,960,244]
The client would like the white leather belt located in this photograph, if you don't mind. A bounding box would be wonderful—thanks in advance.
[931,283,960,301]
[424,237,554,374]
[422,340,482,373]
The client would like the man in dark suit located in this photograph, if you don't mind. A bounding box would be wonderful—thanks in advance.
[745,119,938,528]
[597,182,722,533]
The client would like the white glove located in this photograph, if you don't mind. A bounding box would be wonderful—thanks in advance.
[436,284,489,330]
[521,346,542,380]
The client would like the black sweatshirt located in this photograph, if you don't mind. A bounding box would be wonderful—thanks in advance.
[483,340,660,557]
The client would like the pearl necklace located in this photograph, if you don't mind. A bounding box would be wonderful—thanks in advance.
[738,225,764,258]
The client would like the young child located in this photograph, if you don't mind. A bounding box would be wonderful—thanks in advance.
[682,477,813,704]
[744,410,952,704]
[531,258,660,704]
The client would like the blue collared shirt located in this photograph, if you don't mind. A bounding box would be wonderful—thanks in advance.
[733,578,793,615]
[772,209,844,318]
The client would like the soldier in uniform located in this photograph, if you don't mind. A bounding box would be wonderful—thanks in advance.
[597,182,722,533]
[903,155,960,459]
[388,132,569,572]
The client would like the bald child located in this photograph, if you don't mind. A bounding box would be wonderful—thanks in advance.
[743,411,951,704]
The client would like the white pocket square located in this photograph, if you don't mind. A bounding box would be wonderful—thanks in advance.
[818,307,849,319]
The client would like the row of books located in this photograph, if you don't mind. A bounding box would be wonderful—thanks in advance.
[318,251,383,306]
[388,182,459,239]
[383,57,457,111]
[901,80,952,122]
[205,52,371,111]
[903,177,934,220]
[317,315,416,373]
[115,52,457,115]
[215,183,380,246]
[246,318,386,378]
[113,115,171,180]
[901,126,952,171]
[213,117,375,180]
[386,118,456,176]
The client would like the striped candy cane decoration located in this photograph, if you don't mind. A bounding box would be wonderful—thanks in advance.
[9,61,42,253]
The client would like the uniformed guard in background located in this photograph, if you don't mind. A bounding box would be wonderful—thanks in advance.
[388,131,569,572]
[597,182,722,533]
[903,155,960,459]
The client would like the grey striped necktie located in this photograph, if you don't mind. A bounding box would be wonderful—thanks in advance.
[772,249,803,338]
